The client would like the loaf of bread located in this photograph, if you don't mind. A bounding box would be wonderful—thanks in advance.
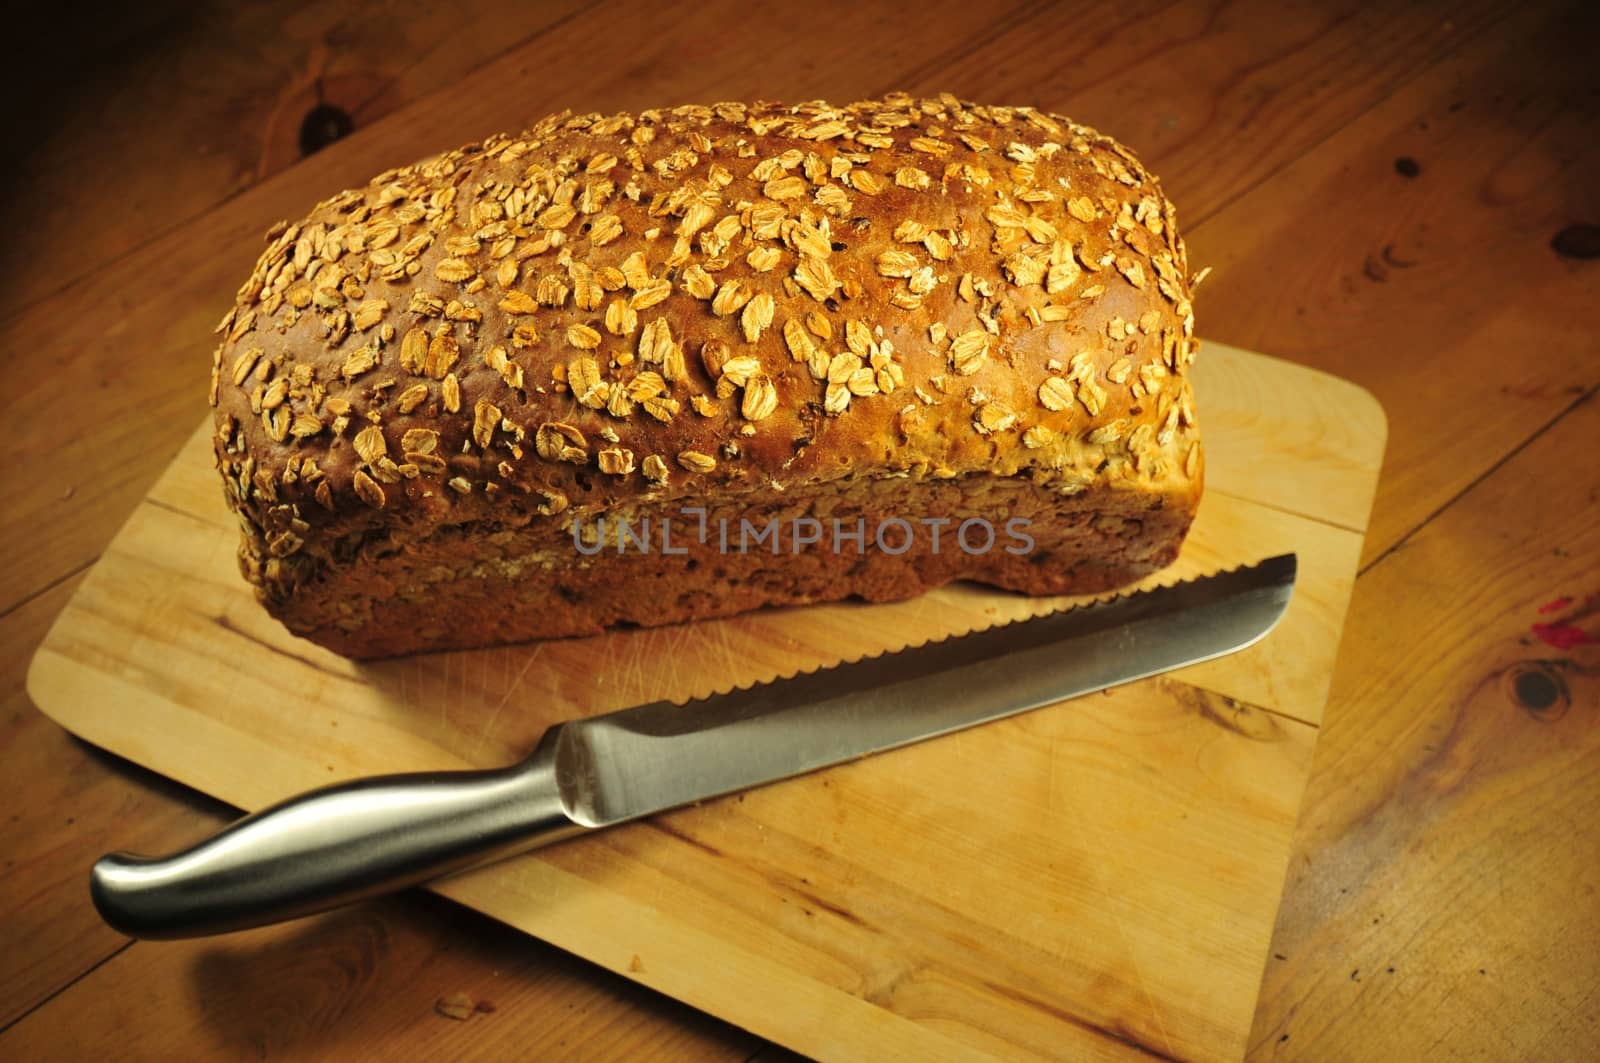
[209,94,1203,658]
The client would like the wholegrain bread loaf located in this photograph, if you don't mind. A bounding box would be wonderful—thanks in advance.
[209,94,1203,658]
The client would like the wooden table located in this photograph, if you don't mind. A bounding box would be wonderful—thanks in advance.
[2,1,1595,1058]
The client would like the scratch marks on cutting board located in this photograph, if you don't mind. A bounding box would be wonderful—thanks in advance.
[473,643,545,757]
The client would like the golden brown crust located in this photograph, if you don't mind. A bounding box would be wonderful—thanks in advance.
[208,94,1203,656]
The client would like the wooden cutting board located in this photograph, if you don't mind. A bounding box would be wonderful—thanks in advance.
[28,342,1383,1062]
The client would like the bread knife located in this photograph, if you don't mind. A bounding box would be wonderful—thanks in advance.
[90,553,1296,939]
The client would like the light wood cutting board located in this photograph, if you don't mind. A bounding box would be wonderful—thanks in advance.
[29,342,1384,1062]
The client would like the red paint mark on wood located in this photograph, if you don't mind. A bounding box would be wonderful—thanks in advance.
[1538,596,1573,614]
[1531,622,1596,651]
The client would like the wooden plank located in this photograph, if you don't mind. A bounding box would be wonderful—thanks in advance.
[1249,392,1600,1060]
[27,347,1375,1061]
[1193,351,1385,535]
[0,0,1503,615]
[1186,0,1600,562]
[0,577,235,1030]
[904,0,1513,226]
[0,0,596,322]
[0,894,759,1061]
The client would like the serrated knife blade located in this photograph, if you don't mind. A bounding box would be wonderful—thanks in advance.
[91,553,1295,939]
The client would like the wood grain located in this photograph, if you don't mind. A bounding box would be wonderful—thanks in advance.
[27,345,1378,1062]
[0,0,595,322]
[0,893,759,1061]
[0,577,235,1030]
[1250,391,1600,1060]
[1188,0,1600,562]
[905,0,1517,227]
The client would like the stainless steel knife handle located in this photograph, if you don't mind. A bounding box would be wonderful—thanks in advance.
[90,729,587,939]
